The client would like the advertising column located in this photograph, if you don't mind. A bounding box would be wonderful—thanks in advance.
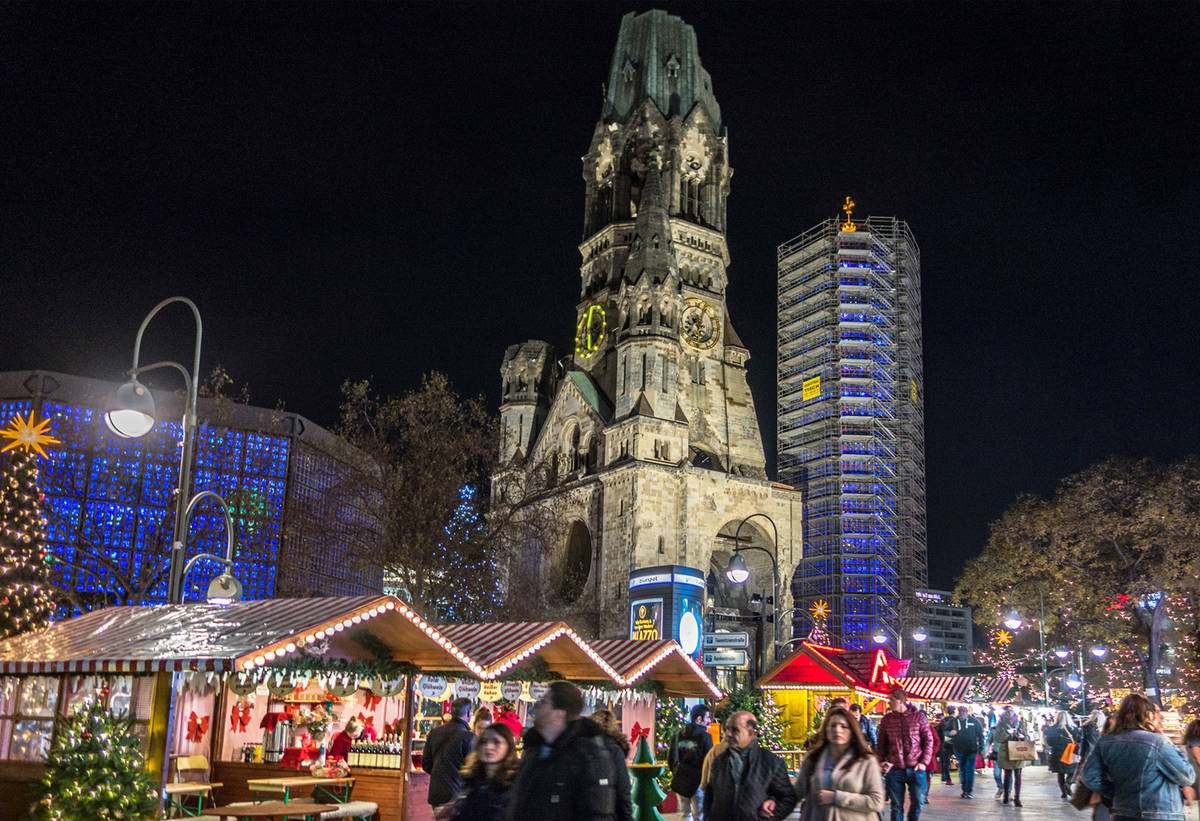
[628,565,705,659]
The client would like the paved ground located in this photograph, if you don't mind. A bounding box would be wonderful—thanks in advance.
[661,765,1084,820]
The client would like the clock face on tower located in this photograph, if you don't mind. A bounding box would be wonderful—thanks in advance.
[680,299,720,350]
[575,304,607,358]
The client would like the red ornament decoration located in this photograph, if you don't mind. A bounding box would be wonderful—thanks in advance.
[186,711,210,743]
[628,721,650,747]
[230,703,252,733]
[363,691,382,711]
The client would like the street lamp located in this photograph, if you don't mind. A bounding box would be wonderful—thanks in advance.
[911,625,929,643]
[1004,581,1049,705]
[723,513,781,675]
[1090,644,1108,659]
[179,491,242,605]
[106,297,240,604]
[1053,646,1071,659]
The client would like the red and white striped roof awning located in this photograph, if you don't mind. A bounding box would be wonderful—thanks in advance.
[436,622,622,682]
[589,639,720,698]
[980,677,1014,702]
[894,675,974,703]
[0,596,476,676]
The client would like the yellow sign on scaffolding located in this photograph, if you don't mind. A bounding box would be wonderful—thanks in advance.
[802,375,822,401]
[910,380,918,402]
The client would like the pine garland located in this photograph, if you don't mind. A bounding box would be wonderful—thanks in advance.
[26,695,158,821]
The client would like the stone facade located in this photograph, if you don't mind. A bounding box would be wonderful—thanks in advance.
[494,10,801,642]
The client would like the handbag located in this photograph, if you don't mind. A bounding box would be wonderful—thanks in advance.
[1070,779,1095,811]
[1007,740,1036,761]
[1061,742,1079,765]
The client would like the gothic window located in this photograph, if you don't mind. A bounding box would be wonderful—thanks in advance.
[692,359,706,385]
[621,58,636,84]
[622,354,629,394]
[665,54,680,79]
[662,357,670,392]
[518,415,524,442]
[641,354,648,390]
[652,233,660,250]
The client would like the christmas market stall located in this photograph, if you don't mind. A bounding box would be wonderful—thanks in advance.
[0,594,476,821]
[756,640,1011,746]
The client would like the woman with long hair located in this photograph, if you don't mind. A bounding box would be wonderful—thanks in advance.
[1045,709,1081,800]
[994,707,1031,806]
[1081,694,1195,821]
[588,709,633,821]
[793,706,885,821]
[454,723,520,821]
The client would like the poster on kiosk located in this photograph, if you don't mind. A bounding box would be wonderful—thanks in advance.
[628,565,705,659]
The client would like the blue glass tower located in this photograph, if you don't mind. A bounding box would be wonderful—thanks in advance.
[777,215,927,650]
[0,371,381,607]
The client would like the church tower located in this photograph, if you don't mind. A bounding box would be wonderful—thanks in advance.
[496,10,800,647]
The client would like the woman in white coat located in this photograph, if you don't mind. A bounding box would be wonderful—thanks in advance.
[794,706,886,821]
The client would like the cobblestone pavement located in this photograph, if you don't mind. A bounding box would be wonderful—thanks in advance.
[660,765,1086,820]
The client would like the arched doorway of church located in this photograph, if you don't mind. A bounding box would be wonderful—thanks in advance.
[556,520,592,604]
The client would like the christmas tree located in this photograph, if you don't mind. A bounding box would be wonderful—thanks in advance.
[717,688,787,751]
[629,734,667,821]
[26,695,159,821]
[0,412,59,639]
[654,698,687,762]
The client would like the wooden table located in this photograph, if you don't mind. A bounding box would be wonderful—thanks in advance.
[208,803,337,820]
[246,776,354,804]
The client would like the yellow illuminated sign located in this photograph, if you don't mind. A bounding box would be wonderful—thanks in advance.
[910,380,918,402]
[802,376,821,401]
[631,601,662,641]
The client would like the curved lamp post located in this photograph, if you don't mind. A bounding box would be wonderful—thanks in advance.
[724,513,780,675]
[179,491,242,605]
[105,297,240,604]
[1002,581,1050,705]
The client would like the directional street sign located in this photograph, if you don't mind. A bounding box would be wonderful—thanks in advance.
[703,649,749,667]
[704,632,750,649]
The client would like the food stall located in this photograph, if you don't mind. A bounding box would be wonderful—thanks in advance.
[756,640,1011,746]
[0,595,476,821]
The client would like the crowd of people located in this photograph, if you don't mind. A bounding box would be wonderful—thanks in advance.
[414,681,1199,821]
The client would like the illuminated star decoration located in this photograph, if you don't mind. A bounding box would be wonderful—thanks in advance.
[0,412,60,458]
[809,599,831,620]
[995,629,1013,645]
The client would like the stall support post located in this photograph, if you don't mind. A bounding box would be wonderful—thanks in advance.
[399,674,417,821]
[147,671,180,814]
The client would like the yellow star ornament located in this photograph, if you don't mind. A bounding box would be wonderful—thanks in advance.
[0,412,61,458]
[995,629,1013,645]
[809,599,831,620]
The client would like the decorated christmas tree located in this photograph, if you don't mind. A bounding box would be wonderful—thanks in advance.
[26,695,159,821]
[0,412,59,639]
[629,733,667,821]
[654,698,687,762]
[717,687,787,751]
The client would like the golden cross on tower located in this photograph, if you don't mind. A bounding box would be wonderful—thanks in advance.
[840,195,857,232]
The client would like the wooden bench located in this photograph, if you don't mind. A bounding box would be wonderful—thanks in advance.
[246,776,355,804]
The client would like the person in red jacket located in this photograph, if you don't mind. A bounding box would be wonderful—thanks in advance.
[876,687,935,821]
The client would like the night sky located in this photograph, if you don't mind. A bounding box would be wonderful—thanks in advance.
[3,2,1198,590]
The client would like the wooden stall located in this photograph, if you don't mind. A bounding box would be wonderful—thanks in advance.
[756,640,1011,747]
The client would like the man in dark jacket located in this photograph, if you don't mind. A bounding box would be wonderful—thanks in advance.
[423,697,475,813]
[703,711,796,821]
[936,712,956,785]
[876,687,935,821]
[506,681,617,821]
[949,705,984,799]
[669,704,713,821]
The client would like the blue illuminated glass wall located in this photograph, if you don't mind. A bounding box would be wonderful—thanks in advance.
[0,375,382,608]
[777,218,927,650]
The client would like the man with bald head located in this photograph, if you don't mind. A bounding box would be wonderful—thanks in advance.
[704,711,796,821]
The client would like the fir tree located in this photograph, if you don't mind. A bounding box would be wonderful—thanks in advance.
[0,447,56,638]
[717,688,787,750]
[26,695,159,821]
[629,734,667,821]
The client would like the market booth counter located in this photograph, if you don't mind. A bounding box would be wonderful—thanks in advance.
[0,595,478,821]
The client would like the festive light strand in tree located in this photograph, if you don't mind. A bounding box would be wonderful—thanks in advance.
[27,693,159,821]
[0,413,59,639]
[1165,593,1200,714]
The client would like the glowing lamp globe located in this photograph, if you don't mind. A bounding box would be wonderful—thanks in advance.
[207,573,243,606]
[1054,646,1071,659]
[911,626,929,643]
[872,630,888,645]
[1003,609,1023,631]
[1066,673,1083,690]
[1090,644,1108,659]
[105,379,156,438]
[725,553,750,584]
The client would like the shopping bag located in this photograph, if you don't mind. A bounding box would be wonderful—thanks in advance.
[1060,742,1077,765]
[1008,740,1036,761]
